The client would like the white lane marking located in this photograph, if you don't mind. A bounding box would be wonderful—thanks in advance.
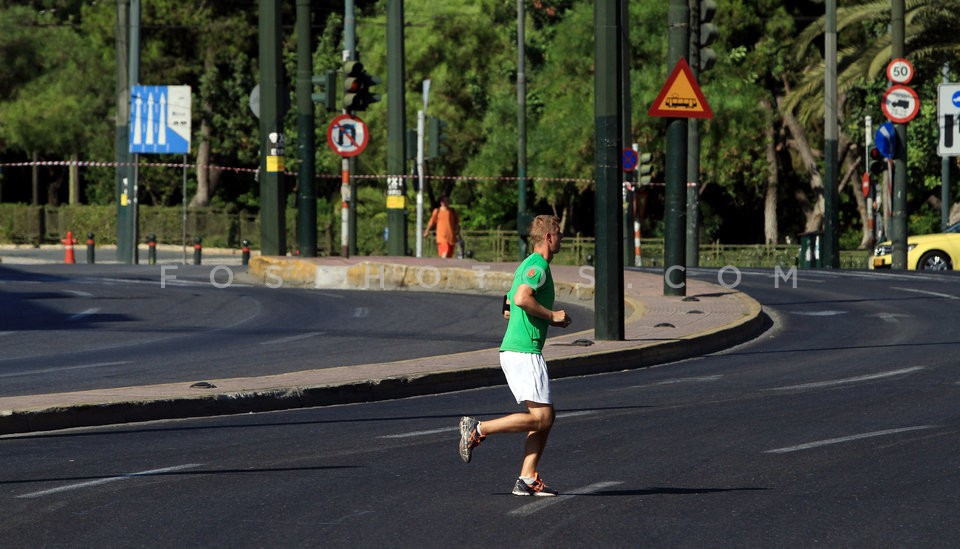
[63,290,94,298]
[508,481,624,516]
[621,375,722,390]
[765,366,925,392]
[68,308,100,321]
[892,287,959,300]
[378,411,596,439]
[0,360,132,379]
[259,332,325,346]
[353,307,370,318]
[787,310,847,316]
[17,463,201,499]
[764,426,936,454]
[871,312,910,323]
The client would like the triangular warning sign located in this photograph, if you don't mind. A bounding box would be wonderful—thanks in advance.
[648,57,713,119]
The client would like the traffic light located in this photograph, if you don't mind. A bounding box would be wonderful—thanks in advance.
[405,128,417,162]
[311,70,337,112]
[427,116,448,159]
[699,0,718,73]
[343,60,381,113]
[869,147,885,175]
[638,152,653,185]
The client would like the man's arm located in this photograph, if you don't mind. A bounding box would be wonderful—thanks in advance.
[512,284,571,328]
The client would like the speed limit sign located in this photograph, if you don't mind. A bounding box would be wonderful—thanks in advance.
[887,58,914,85]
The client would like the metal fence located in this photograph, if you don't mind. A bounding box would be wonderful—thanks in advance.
[0,204,870,269]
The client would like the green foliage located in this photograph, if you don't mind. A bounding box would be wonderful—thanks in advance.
[4,0,960,251]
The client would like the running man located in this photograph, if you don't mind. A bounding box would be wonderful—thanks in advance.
[458,215,572,496]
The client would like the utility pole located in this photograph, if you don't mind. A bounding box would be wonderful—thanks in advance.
[386,0,407,256]
[517,0,530,258]
[891,0,907,269]
[115,0,132,263]
[620,0,635,267]
[943,63,952,232]
[593,0,625,340]
[295,0,316,257]
[823,0,840,268]
[258,0,287,256]
[342,0,356,257]
[664,0,689,295]
[686,0,701,267]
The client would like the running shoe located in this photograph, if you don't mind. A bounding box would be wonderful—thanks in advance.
[511,473,558,497]
[458,416,485,463]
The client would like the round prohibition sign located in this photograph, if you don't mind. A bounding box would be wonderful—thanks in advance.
[327,114,369,157]
[882,85,920,124]
[886,58,914,85]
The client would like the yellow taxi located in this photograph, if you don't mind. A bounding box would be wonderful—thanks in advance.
[871,222,960,271]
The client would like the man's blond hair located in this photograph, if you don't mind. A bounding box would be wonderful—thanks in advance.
[528,215,560,247]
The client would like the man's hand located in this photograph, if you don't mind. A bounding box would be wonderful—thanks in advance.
[550,310,572,328]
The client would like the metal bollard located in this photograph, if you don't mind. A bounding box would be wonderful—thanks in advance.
[193,236,203,265]
[147,234,157,265]
[241,239,251,266]
[86,233,95,264]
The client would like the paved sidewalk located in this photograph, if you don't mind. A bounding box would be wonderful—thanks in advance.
[0,257,766,435]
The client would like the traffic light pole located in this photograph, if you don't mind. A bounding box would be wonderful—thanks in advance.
[891,0,908,269]
[686,0,701,267]
[823,0,840,268]
[258,0,286,257]
[295,0,316,257]
[343,0,356,258]
[664,0,689,296]
[593,0,625,341]
[386,0,407,256]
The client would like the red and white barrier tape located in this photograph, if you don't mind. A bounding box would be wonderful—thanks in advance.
[0,159,666,186]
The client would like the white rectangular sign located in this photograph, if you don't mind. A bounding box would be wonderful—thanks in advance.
[938,83,960,157]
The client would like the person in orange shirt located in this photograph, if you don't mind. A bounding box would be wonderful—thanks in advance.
[423,196,460,258]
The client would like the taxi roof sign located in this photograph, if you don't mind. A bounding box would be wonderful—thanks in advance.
[648,57,713,119]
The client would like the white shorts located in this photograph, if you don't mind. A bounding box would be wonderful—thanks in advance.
[499,351,551,405]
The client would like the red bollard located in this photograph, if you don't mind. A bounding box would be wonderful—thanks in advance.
[62,231,77,264]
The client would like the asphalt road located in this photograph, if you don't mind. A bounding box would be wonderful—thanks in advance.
[0,264,592,397]
[2,268,960,546]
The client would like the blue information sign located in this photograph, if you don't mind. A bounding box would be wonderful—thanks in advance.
[129,85,192,154]
[875,121,896,159]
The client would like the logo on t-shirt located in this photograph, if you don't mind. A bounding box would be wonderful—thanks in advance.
[523,265,546,289]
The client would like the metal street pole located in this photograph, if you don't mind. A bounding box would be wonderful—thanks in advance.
[386,0,407,256]
[891,0,907,269]
[943,63,952,232]
[823,0,839,268]
[620,0,634,267]
[686,0,701,267]
[664,0,689,296]
[594,0,625,340]
[416,80,430,258]
[127,0,141,264]
[115,0,132,264]
[517,0,529,258]
[258,0,287,257]
[343,0,356,257]
[295,0,317,257]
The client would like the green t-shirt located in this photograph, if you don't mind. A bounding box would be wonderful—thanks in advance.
[500,253,555,353]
